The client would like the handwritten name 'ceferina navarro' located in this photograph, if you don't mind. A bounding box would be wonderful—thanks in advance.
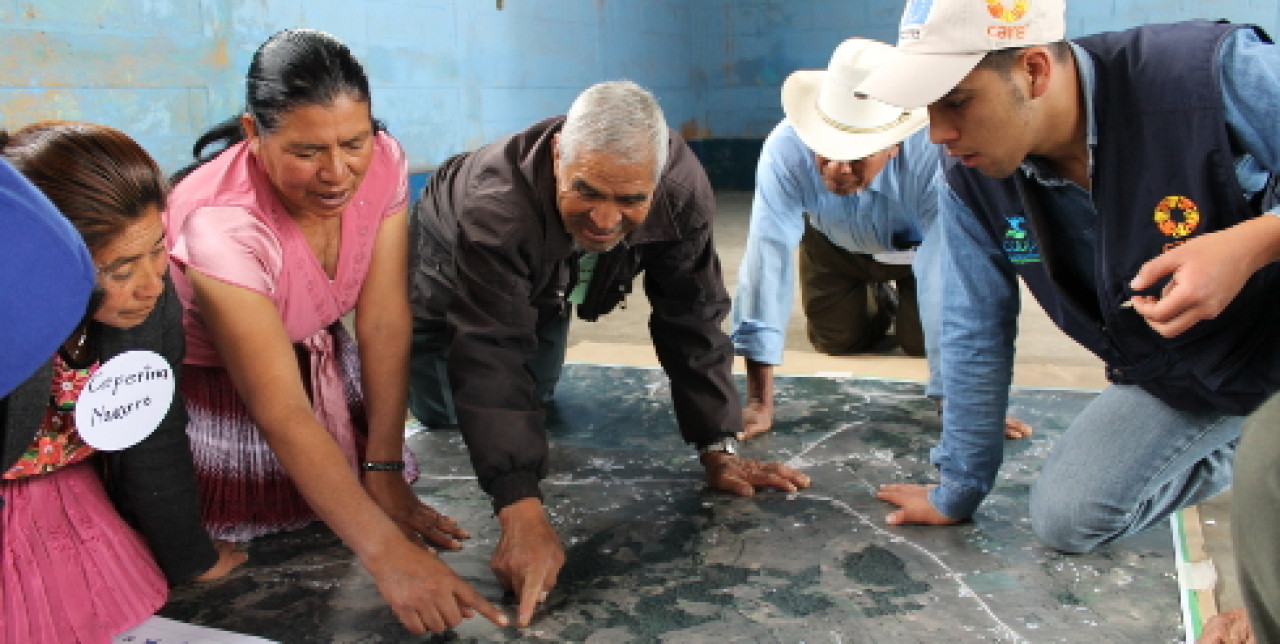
[91,396,154,427]
[85,363,171,397]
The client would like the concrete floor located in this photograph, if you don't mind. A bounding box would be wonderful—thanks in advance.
[564,190,1239,623]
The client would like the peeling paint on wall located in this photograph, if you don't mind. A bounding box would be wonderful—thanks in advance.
[206,37,230,69]
[0,89,83,125]
[679,118,711,141]
[4,0,1275,175]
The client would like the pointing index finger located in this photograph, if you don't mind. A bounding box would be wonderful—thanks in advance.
[517,569,547,627]
[459,587,509,628]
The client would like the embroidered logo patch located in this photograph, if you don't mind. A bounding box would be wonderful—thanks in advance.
[1003,215,1041,264]
[1153,195,1200,239]
[986,0,1029,23]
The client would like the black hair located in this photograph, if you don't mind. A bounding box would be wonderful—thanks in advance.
[173,28,377,182]
[977,41,1073,78]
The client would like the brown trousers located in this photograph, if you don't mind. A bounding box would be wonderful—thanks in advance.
[798,220,924,356]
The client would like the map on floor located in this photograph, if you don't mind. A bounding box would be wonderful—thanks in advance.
[162,364,1180,643]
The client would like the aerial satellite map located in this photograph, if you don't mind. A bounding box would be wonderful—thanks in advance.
[162,364,1180,643]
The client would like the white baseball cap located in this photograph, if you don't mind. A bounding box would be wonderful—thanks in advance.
[781,38,928,162]
[858,0,1067,109]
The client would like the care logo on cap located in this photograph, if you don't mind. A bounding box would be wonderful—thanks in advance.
[986,0,1034,40]
[987,0,1030,22]
[74,350,175,451]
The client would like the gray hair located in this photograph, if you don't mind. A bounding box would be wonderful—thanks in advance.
[559,80,669,182]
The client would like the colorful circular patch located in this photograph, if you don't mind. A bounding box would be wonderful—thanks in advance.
[1153,195,1200,238]
[986,0,1030,22]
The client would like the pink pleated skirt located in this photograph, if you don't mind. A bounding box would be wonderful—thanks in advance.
[183,323,418,542]
[1,461,167,643]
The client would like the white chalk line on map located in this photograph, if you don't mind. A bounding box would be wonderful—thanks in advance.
[785,421,1025,643]
[787,422,861,465]
[796,490,1024,643]
[416,420,1024,641]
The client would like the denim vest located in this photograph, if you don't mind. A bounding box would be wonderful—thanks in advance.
[948,20,1280,414]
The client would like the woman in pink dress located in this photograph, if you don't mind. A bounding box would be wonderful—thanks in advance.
[164,29,506,635]
[0,121,243,643]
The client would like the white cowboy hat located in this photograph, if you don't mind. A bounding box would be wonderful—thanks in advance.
[781,38,928,161]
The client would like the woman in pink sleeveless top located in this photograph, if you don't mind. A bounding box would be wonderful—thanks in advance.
[162,29,505,636]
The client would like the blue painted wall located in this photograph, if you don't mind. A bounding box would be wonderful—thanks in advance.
[0,0,698,174]
[690,0,1280,140]
[3,0,1277,175]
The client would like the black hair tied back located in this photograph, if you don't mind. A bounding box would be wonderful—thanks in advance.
[174,28,373,183]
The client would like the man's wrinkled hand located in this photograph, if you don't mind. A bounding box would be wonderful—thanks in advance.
[701,452,810,496]
[493,498,565,628]
[876,483,963,526]
[740,398,775,441]
[365,471,469,550]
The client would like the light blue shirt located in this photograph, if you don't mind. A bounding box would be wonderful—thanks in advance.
[930,27,1280,519]
[731,123,942,377]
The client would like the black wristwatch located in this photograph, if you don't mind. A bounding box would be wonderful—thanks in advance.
[697,437,738,456]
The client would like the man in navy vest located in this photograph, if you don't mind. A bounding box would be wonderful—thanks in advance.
[852,0,1280,635]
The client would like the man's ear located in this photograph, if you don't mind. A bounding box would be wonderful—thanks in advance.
[1022,46,1054,100]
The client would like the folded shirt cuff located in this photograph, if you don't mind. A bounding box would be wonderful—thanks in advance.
[929,476,987,520]
[731,321,784,365]
[487,470,544,514]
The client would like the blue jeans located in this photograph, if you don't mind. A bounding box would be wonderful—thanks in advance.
[1029,384,1240,553]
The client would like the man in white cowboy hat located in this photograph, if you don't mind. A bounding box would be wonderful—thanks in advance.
[858,0,1280,615]
[731,37,1034,441]
[732,38,933,440]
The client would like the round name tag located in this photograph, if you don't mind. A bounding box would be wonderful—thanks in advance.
[74,350,175,451]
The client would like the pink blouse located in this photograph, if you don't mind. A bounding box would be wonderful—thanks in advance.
[165,132,408,368]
